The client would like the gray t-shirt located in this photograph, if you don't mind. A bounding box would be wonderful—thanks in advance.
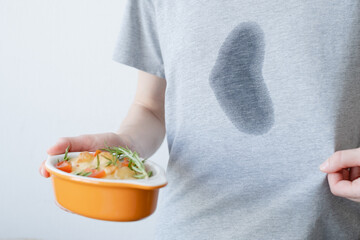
[113,1,360,239]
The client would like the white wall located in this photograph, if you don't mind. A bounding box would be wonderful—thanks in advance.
[0,0,169,239]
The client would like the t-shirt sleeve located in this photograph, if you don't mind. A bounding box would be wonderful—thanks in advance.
[112,0,165,79]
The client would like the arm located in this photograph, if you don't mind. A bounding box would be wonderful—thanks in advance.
[40,71,166,177]
[117,70,166,158]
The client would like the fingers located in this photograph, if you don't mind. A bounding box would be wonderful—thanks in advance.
[39,160,50,178]
[47,135,98,155]
[319,148,360,173]
[321,148,360,202]
[327,172,360,199]
[350,166,360,181]
[47,138,71,155]
[46,132,126,155]
[342,168,350,180]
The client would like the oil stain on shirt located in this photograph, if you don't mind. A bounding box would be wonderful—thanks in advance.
[209,22,274,135]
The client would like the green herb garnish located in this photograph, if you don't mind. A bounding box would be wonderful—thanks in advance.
[102,145,151,179]
[83,172,92,177]
[64,145,70,161]
[96,154,100,170]
[76,171,92,177]
[103,155,117,166]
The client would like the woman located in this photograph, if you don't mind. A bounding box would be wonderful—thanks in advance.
[40,1,360,239]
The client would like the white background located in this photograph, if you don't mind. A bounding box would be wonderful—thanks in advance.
[0,0,169,239]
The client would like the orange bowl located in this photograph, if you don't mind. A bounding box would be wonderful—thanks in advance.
[45,152,167,221]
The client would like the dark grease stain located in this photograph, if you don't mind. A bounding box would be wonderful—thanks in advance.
[209,22,274,135]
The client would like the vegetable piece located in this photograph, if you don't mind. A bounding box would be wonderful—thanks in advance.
[104,165,117,175]
[96,154,100,170]
[105,160,113,167]
[94,150,102,156]
[116,167,136,179]
[64,145,70,161]
[55,161,72,173]
[77,152,94,163]
[102,145,151,179]
[75,169,106,178]
[103,154,118,166]
[88,169,106,178]
[121,159,129,167]
[76,171,92,177]
[100,152,113,159]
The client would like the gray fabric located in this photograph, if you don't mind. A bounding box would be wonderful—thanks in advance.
[113,1,360,239]
[113,0,165,78]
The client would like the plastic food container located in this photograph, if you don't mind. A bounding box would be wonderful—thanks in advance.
[45,152,167,221]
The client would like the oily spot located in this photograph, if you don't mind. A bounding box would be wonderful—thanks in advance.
[209,22,274,135]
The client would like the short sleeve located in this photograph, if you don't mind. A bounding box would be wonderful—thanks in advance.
[112,0,165,79]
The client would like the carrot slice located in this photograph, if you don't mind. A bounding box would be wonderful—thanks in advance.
[94,150,102,157]
[121,159,129,167]
[88,169,106,178]
[55,161,72,173]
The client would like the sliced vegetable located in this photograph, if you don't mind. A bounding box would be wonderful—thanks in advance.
[94,150,102,156]
[64,145,70,161]
[75,168,106,178]
[102,145,151,179]
[96,154,100,169]
[76,171,92,177]
[88,169,106,178]
[55,161,72,173]
[115,166,136,179]
[103,154,118,166]
[121,159,129,167]
[77,152,94,163]
[104,165,116,175]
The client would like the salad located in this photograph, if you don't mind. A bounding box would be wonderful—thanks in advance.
[55,146,152,180]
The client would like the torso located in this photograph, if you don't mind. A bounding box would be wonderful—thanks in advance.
[154,1,360,239]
